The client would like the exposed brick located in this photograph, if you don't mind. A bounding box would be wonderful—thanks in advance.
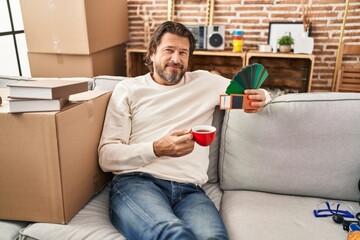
[315,0,345,4]
[127,0,360,91]
[243,0,276,4]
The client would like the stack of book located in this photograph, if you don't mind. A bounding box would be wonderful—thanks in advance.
[7,80,88,113]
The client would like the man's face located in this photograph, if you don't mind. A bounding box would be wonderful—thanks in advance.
[150,33,190,85]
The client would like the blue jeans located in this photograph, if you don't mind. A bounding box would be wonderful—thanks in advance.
[109,172,228,240]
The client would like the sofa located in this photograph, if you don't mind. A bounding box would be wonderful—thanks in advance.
[1,74,360,240]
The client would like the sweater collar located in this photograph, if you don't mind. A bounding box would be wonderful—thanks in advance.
[145,73,185,89]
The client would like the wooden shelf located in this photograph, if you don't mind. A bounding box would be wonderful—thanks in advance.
[191,50,245,79]
[246,50,315,92]
[126,47,147,77]
[126,47,315,93]
[126,47,246,79]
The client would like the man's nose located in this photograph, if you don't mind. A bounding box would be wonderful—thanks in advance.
[170,52,180,62]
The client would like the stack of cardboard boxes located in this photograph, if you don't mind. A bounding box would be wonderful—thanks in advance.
[20,0,129,77]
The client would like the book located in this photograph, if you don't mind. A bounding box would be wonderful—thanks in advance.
[219,94,258,110]
[8,96,69,113]
[7,80,88,99]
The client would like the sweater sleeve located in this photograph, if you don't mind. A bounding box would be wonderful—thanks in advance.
[98,83,157,173]
[261,88,272,104]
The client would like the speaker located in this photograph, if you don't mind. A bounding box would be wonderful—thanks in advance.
[187,26,207,50]
[207,26,225,50]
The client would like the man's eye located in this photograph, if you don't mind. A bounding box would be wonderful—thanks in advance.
[180,51,188,56]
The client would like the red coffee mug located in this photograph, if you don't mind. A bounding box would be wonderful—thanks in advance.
[191,125,216,147]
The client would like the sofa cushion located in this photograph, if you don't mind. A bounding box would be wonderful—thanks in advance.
[219,92,360,201]
[18,182,222,240]
[91,75,126,91]
[202,182,223,211]
[19,185,126,240]
[220,190,359,240]
[0,220,30,240]
[0,75,35,88]
[208,107,225,183]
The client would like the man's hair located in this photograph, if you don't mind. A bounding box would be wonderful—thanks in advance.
[144,21,196,73]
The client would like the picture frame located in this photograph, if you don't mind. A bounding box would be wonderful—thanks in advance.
[268,22,312,48]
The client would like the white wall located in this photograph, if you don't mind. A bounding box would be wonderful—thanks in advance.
[0,0,30,77]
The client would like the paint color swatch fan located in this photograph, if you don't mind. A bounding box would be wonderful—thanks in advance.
[220,63,269,110]
[226,63,268,95]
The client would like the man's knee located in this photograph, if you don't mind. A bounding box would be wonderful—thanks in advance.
[143,219,197,240]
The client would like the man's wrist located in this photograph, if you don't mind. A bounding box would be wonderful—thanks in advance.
[153,140,161,157]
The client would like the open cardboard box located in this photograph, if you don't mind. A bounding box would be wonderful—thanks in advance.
[0,89,113,224]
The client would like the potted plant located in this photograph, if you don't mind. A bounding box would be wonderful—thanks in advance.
[277,35,294,53]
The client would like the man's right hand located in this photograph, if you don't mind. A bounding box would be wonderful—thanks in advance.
[153,129,195,157]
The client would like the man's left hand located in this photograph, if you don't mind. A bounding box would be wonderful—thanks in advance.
[244,89,267,113]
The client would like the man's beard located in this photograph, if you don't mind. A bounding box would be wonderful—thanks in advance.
[154,61,186,83]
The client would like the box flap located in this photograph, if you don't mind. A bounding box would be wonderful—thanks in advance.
[56,91,112,222]
[69,90,110,102]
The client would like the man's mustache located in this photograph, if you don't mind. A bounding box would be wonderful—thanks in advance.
[165,62,184,70]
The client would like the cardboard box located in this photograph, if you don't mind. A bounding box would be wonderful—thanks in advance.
[28,44,126,78]
[20,0,129,54]
[0,89,113,224]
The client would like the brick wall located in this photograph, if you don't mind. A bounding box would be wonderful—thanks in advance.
[127,0,360,91]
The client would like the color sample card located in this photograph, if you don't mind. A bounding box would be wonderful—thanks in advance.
[219,94,257,110]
